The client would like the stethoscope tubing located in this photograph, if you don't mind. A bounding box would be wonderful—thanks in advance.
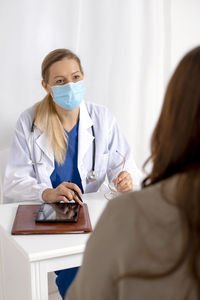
[91,125,96,172]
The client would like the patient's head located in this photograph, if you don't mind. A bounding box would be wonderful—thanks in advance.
[144,46,200,185]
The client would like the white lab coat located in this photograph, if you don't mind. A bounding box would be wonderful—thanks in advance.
[3,101,142,202]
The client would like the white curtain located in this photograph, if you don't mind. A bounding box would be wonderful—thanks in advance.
[77,0,170,170]
[0,0,170,171]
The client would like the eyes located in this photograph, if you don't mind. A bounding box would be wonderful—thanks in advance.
[73,74,81,81]
[55,79,64,85]
[55,74,81,85]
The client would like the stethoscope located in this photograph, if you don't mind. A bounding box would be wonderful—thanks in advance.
[86,125,97,182]
[30,120,97,182]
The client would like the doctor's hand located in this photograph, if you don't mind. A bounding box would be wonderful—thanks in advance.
[42,182,83,206]
[113,171,133,193]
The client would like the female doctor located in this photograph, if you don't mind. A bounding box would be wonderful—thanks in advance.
[3,48,141,298]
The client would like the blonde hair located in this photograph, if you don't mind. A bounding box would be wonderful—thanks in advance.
[34,49,83,164]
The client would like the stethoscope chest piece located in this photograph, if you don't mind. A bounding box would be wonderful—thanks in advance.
[87,170,97,182]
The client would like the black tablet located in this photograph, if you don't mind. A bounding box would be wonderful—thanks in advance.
[35,203,80,223]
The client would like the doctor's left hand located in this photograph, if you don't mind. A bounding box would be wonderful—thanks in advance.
[42,182,83,205]
[113,171,133,193]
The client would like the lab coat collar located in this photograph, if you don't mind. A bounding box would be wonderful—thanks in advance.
[79,100,93,129]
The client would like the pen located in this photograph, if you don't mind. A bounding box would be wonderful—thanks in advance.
[73,190,83,203]
[68,181,83,203]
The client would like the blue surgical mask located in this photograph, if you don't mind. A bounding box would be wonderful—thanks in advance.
[50,80,85,110]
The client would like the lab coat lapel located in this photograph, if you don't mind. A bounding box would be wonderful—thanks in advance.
[35,129,54,167]
[78,101,94,164]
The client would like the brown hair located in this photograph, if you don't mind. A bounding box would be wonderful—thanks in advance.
[34,49,83,164]
[117,47,200,289]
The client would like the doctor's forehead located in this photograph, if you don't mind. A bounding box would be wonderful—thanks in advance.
[48,58,81,78]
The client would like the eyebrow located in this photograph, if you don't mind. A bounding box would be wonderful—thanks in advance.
[53,71,80,79]
[72,71,80,75]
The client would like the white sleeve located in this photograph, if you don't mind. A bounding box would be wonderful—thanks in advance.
[3,114,49,202]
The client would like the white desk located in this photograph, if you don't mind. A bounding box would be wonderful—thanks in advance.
[0,192,108,300]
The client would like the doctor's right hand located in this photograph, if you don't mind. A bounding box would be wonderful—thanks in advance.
[42,182,83,206]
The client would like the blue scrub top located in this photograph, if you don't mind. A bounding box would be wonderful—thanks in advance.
[50,121,84,193]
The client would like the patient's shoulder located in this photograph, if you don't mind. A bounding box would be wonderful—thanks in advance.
[108,176,179,227]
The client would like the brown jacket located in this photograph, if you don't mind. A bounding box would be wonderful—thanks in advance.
[66,176,197,300]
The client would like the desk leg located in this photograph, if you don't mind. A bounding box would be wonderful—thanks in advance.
[30,261,48,300]
[1,232,49,300]
[0,233,33,300]
[1,231,49,300]
[0,239,4,300]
